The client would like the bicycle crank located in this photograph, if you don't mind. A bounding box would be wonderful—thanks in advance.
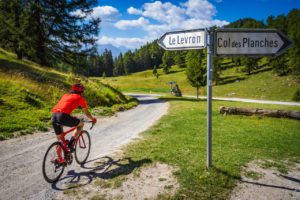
[66,153,73,165]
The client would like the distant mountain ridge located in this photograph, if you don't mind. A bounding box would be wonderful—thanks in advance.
[98,44,128,58]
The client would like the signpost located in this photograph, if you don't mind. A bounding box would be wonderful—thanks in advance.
[158,29,206,50]
[215,28,293,57]
[158,28,293,169]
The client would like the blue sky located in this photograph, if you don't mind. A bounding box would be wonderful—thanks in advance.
[80,0,300,50]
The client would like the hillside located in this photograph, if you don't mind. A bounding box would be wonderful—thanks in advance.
[0,48,137,140]
[100,58,300,102]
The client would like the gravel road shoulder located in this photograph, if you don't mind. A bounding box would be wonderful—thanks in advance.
[230,160,300,200]
[0,94,169,200]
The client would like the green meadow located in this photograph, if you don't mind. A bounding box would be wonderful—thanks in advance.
[122,97,300,199]
[100,58,300,102]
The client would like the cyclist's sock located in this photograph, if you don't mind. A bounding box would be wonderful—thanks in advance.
[68,136,75,152]
[68,137,75,149]
[69,137,75,144]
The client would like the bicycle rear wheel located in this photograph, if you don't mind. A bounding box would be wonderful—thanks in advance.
[42,142,65,183]
[75,130,91,164]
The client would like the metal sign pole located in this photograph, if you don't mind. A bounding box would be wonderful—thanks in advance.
[206,28,213,168]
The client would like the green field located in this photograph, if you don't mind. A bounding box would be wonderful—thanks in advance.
[0,48,138,140]
[100,59,300,102]
[121,97,300,199]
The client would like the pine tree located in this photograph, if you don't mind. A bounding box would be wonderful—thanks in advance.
[174,51,186,68]
[113,53,124,76]
[25,0,100,68]
[123,50,135,74]
[287,9,300,77]
[0,0,25,59]
[267,13,290,76]
[213,56,223,85]
[149,40,164,68]
[269,55,288,76]
[242,57,259,75]
[153,65,157,76]
[185,50,206,98]
[102,49,114,77]
[161,51,174,74]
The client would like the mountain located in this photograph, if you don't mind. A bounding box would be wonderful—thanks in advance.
[98,44,128,58]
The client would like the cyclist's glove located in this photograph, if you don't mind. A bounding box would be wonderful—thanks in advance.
[92,117,97,123]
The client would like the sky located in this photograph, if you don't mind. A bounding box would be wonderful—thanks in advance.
[78,0,300,50]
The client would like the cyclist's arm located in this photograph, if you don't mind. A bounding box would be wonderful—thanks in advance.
[83,108,94,121]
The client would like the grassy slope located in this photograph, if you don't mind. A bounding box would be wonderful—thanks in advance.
[0,48,137,140]
[101,58,300,102]
[122,97,300,199]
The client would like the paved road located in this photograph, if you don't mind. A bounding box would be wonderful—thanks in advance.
[125,93,300,106]
[183,95,300,106]
[0,94,169,200]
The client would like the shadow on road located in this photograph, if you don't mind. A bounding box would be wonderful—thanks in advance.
[51,156,152,191]
[138,98,165,105]
[241,180,300,192]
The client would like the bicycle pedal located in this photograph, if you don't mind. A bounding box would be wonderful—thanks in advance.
[66,148,71,152]
[57,158,67,163]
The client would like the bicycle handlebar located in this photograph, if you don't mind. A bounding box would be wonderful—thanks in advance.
[81,119,95,130]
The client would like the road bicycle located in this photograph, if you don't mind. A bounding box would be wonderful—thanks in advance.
[42,119,94,183]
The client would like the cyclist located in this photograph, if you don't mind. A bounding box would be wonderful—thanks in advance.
[51,83,97,151]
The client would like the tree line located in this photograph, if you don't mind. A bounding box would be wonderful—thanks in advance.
[88,9,300,83]
[0,0,100,69]
[0,2,299,82]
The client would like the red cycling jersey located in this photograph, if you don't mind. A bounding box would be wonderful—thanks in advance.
[52,93,87,114]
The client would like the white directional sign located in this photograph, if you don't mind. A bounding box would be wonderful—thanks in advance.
[158,29,206,50]
[215,28,293,57]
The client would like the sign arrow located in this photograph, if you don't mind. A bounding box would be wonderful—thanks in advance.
[158,29,206,50]
[214,28,293,57]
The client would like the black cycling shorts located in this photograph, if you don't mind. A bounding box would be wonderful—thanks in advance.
[51,113,80,135]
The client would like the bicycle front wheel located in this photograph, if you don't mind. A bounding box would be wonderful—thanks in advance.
[42,142,65,183]
[75,130,91,164]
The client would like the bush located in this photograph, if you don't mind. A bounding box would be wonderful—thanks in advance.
[293,89,300,101]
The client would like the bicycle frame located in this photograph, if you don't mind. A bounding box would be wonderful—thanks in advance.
[51,127,77,162]
[60,126,77,150]
[52,119,93,161]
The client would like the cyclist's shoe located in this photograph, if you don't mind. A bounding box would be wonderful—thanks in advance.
[54,158,67,168]
[67,141,75,152]
[54,158,67,169]
[56,158,67,163]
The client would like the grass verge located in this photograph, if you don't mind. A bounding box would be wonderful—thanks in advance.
[121,97,300,199]
[0,48,138,140]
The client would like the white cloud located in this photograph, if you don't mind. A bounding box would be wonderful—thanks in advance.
[127,7,143,15]
[144,24,172,38]
[142,1,185,24]
[114,17,149,30]
[123,0,227,33]
[92,6,121,21]
[108,0,229,49]
[182,0,216,20]
[71,6,121,21]
[181,18,229,29]
[98,36,150,49]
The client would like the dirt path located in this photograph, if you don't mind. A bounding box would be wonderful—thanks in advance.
[0,94,169,200]
[230,160,300,200]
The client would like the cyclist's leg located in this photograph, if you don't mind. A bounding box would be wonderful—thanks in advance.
[68,121,83,150]
[57,114,83,148]
[73,121,84,139]
[55,134,63,158]
[56,134,62,141]
[51,113,64,156]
